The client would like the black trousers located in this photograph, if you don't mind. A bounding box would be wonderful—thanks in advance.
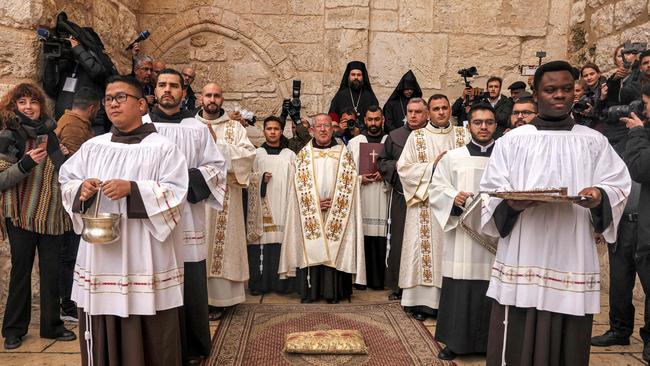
[608,218,650,343]
[180,260,211,360]
[59,230,80,312]
[2,220,65,338]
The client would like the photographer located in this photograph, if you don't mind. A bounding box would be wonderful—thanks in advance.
[42,13,116,135]
[338,107,362,144]
[614,84,650,363]
[572,63,607,130]
[620,49,649,105]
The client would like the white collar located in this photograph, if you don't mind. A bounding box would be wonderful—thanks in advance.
[471,138,494,153]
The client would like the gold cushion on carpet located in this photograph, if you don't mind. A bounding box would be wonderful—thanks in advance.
[283,329,368,354]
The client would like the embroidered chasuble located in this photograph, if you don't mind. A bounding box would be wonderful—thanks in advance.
[397,123,469,290]
[480,124,630,316]
[143,114,227,263]
[196,112,255,306]
[59,133,188,317]
[247,147,296,244]
[429,145,494,280]
[279,142,366,284]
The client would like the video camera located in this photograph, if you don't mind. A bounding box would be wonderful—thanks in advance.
[37,27,73,59]
[458,67,479,105]
[621,41,647,68]
[280,80,301,125]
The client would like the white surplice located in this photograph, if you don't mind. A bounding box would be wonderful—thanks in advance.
[143,114,227,263]
[397,123,470,308]
[59,133,189,317]
[347,134,390,237]
[196,112,256,307]
[480,124,630,316]
[429,146,494,280]
[247,147,295,245]
[278,143,366,285]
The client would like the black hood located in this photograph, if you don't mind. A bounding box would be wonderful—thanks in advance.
[337,61,374,93]
[386,70,423,103]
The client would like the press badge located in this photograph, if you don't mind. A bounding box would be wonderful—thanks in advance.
[63,77,78,92]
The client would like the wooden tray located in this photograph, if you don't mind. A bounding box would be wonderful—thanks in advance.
[483,188,591,203]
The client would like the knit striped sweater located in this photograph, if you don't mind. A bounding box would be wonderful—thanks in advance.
[0,139,71,236]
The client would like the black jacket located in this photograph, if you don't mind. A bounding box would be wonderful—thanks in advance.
[624,126,650,256]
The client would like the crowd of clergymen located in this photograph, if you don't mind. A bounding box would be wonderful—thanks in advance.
[1,49,648,366]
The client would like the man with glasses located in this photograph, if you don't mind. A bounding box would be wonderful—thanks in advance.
[133,55,156,108]
[181,67,197,111]
[509,97,537,128]
[59,75,189,365]
[429,103,497,360]
[396,97,470,322]
[279,114,366,304]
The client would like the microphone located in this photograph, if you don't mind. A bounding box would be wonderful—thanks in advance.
[125,30,150,51]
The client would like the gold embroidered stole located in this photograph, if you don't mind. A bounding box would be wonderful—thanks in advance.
[413,126,467,285]
[209,121,236,277]
[246,172,279,243]
[295,143,356,267]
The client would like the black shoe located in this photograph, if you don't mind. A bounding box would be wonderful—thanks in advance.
[353,284,367,290]
[438,346,457,360]
[3,336,21,350]
[300,298,314,304]
[60,307,78,322]
[411,312,426,321]
[388,291,401,301]
[56,329,77,342]
[590,330,630,347]
[327,299,339,304]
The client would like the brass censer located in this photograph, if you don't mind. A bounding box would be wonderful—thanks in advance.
[81,187,122,244]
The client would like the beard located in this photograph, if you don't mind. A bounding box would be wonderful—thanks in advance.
[159,95,179,109]
[349,79,363,91]
[367,125,382,134]
[204,102,221,114]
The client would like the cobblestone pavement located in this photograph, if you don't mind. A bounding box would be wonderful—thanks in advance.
[0,289,646,365]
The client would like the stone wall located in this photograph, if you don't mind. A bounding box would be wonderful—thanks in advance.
[138,0,571,118]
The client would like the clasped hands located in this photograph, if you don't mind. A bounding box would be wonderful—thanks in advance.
[79,178,131,201]
[361,171,382,185]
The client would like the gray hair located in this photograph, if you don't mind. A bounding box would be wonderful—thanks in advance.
[134,55,153,69]
[407,97,428,109]
[313,113,332,123]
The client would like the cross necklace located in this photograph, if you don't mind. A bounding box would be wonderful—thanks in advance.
[349,88,363,114]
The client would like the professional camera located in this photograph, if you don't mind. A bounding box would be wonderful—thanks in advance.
[603,99,645,123]
[621,41,647,68]
[458,67,478,84]
[344,118,364,130]
[280,80,301,124]
[37,27,72,59]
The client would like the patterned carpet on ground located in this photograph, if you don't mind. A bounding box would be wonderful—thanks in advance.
[206,302,455,366]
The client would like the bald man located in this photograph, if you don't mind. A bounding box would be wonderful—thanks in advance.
[152,60,166,84]
[181,67,197,111]
[195,83,256,319]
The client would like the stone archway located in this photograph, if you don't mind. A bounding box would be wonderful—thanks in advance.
[145,7,298,117]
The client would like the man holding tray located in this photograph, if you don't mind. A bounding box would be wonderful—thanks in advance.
[480,61,631,366]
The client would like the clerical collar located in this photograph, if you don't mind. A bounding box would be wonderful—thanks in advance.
[197,108,225,120]
[427,121,452,134]
[312,139,337,149]
[110,123,157,144]
[261,142,283,155]
[530,115,575,131]
[467,139,495,156]
[149,106,194,123]
[363,131,385,143]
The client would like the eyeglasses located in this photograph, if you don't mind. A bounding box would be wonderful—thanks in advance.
[511,110,536,117]
[102,93,142,106]
[469,119,496,127]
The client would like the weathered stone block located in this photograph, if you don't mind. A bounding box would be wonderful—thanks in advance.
[595,34,621,72]
[370,9,398,31]
[571,0,586,27]
[590,4,614,39]
[368,32,446,90]
[284,43,324,71]
[325,6,370,29]
[398,0,432,32]
[288,0,324,15]
[326,0,369,8]
[252,0,288,15]
[296,71,324,94]
[614,0,645,30]
[520,38,546,65]
[445,35,521,88]
[620,21,650,44]
[0,0,42,28]
[587,0,607,8]
[372,0,398,10]
[0,27,38,79]
[323,29,369,87]
[432,0,548,37]
[548,0,571,36]
[249,15,322,43]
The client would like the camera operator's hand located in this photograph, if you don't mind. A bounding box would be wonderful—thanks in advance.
[26,147,47,164]
[132,42,141,57]
[614,66,631,79]
[576,187,602,209]
[59,143,70,156]
[599,84,608,101]
[145,95,155,105]
[621,112,645,129]
[68,36,79,48]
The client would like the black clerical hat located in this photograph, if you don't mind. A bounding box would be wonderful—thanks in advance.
[508,81,526,90]
[337,61,374,92]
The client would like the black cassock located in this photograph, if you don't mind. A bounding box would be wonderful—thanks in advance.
[383,70,422,134]
[377,125,413,293]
